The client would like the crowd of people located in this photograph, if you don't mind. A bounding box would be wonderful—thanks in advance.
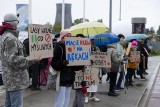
[0,13,151,107]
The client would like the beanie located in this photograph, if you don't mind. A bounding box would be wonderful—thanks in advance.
[3,13,19,29]
[60,29,71,39]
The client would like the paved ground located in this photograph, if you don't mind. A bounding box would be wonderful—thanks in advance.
[0,56,160,107]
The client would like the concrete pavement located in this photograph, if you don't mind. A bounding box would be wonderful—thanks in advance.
[0,56,160,107]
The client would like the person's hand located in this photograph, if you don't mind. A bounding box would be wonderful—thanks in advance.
[63,60,69,66]
[34,56,42,62]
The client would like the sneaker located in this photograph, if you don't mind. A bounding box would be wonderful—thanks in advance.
[143,71,148,75]
[115,87,120,92]
[85,97,89,103]
[90,97,100,102]
[140,77,146,81]
[108,92,119,96]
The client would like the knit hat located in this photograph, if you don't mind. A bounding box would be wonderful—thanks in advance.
[3,13,19,29]
[131,40,137,46]
[60,29,71,39]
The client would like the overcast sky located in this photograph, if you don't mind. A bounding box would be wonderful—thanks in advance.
[0,0,159,35]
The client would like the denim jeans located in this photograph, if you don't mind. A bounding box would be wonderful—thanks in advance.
[73,89,85,107]
[4,89,23,107]
[54,86,71,107]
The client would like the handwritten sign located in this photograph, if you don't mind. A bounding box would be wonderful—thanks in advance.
[91,51,111,68]
[130,51,140,62]
[28,24,53,59]
[65,37,91,66]
[73,68,99,89]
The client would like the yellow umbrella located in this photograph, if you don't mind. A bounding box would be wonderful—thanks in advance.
[69,22,109,36]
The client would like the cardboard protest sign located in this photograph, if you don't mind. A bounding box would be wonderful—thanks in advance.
[28,24,53,59]
[130,51,140,62]
[73,68,99,89]
[65,37,91,66]
[91,51,111,68]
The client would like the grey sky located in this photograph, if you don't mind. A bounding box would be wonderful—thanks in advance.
[0,0,159,35]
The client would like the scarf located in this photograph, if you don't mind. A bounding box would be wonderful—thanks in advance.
[0,22,16,35]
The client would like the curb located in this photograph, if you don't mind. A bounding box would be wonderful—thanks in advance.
[137,63,160,107]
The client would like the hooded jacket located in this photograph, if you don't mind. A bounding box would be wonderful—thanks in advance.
[0,30,35,91]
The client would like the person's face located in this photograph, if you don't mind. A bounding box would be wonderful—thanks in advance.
[120,37,125,42]
[91,39,95,47]
[61,33,72,43]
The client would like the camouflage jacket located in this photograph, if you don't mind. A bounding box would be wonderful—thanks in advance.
[0,30,35,91]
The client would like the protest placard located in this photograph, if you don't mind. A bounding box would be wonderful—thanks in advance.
[73,68,99,89]
[130,51,140,62]
[28,24,53,59]
[65,37,91,66]
[91,51,111,68]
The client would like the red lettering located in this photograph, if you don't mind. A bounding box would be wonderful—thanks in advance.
[80,40,91,45]
[99,56,105,59]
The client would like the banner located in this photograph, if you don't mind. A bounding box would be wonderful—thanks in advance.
[130,51,140,62]
[73,68,99,89]
[28,24,53,59]
[16,4,28,31]
[65,37,91,66]
[91,51,111,68]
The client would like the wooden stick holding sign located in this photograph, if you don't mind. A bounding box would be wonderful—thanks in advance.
[28,24,53,60]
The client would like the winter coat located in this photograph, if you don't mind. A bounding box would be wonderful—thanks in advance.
[127,47,139,69]
[107,44,123,72]
[0,30,35,91]
[51,42,83,87]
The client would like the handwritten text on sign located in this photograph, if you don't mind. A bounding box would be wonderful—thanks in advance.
[92,51,111,68]
[65,37,91,66]
[130,51,140,62]
[73,68,99,89]
[28,24,53,59]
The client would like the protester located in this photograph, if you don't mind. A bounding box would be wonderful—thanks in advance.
[115,34,125,91]
[72,34,86,107]
[107,44,124,96]
[0,13,40,107]
[23,38,41,90]
[125,40,140,86]
[137,39,147,80]
[51,29,83,107]
[85,39,100,103]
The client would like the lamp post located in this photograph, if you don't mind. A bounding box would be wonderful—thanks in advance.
[83,0,85,22]
[29,0,32,24]
[109,0,112,33]
[62,0,65,29]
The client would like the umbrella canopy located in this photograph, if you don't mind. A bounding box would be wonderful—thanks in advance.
[70,22,109,36]
[91,33,120,46]
[124,34,148,41]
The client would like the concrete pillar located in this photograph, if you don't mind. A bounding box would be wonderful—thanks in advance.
[131,17,146,34]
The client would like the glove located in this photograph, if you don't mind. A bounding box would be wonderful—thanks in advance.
[81,81,87,94]
[90,60,93,65]
[63,60,69,66]
[82,86,87,94]
[81,68,85,72]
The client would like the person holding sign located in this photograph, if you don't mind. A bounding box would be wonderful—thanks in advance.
[0,13,41,107]
[125,40,140,86]
[51,29,83,107]
[115,34,126,91]
[107,44,124,96]
[85,39,101,103]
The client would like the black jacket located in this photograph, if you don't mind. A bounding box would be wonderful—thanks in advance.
[51,42,83,87]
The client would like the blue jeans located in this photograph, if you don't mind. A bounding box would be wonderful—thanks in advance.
[54,86,71,107]
[4,89,23,107]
